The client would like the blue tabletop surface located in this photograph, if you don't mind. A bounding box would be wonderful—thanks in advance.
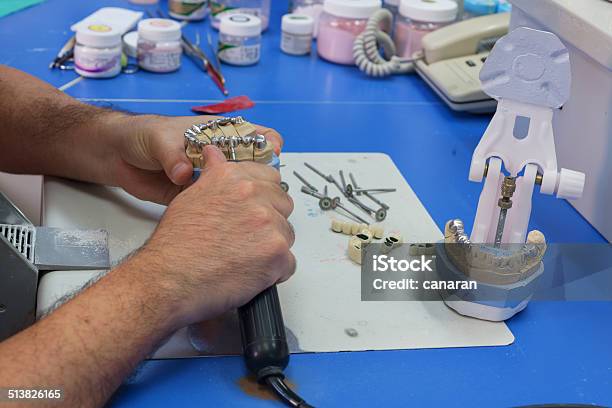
[1,0,610,406]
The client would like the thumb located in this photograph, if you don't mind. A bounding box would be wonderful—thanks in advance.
[148,136,193,186]
[202,145,227,169]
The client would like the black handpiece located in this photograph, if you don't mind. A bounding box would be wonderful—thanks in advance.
[238,285,289,379]
[238,285,313,408]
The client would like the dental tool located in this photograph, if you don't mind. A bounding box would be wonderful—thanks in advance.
[183,117,313,408]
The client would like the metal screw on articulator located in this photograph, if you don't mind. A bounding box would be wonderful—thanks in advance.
[494,176,516,247]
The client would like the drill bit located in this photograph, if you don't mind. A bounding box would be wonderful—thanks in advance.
[293,171,318,192]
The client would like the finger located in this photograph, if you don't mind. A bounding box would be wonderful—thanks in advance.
[270,210,295,247]
[277,251,296,283]
[259,182,294,219]
[120,167,184,205]
[148,131,194,186]
[202,145,227,169]
[254,126,283,155]
[239,161,281,183]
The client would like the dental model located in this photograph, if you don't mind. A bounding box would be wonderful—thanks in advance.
[443,219,546,286]
[184,116,275,168]
[331,219,384,239]
[348,230,373,264]
[438,27,585,321]
[408,243,435,257]
[380,233,402,255]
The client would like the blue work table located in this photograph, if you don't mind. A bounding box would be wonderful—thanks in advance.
[1,1,610,406]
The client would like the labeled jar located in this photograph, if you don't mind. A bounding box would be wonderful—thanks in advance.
[74,23,122,78]
[218,14,262,66]
[137,18,182,73]
[394,0,457,58]
[291,0,324,38]
[211,0,270,31]
[169,0,209,21]
[281,14,314,56]
[317,0,382,65]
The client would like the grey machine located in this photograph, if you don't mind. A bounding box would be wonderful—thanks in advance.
[0,192,110,341]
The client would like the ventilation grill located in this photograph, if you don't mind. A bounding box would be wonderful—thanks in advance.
[0,224,35,263]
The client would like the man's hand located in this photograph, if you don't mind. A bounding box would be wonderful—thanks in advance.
[106,114,284,204]
[0,65,294,407]
[129,145,295,326]
[0,66,286,205]
[0,145,295,407]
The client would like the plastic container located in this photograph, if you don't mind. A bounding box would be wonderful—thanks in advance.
[462,0,496,19]
[218,14,262,66]
[393,0,457,58]
[210,0,270,31]
[122,31,138,58]
[137,19,182,73]
[74,23,122,78]
[169,0,209,21]
[291,0,324,38]
[317,0,382,65]
[496,0,511,13]
[383,0,400,17]
[281,14,315,55]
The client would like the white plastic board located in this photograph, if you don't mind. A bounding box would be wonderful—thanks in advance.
[41,153,514,358]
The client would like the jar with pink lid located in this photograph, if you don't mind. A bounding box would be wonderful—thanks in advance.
[317,0,381,65]
[393,0,457,59]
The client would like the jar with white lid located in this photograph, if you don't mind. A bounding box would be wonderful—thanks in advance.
[211,0,271,31]
[281,14,314,56]
[169,0,209,21]
[317,0,382,65]
[218,14,262,66]
[137,18,183,73]
[74,23,122,78]
[393,0,457,58]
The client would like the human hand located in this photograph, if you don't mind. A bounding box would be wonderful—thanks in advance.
[105,114,284,204]
[132,145,295,326]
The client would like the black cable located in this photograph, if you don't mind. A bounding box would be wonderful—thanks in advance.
[265,375,314,408]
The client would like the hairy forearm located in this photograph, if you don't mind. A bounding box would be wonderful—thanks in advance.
[0,255,179,407]
[0,65,127,182]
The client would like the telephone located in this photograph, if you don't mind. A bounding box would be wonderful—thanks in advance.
[353,12,510,114]
[414,13,510,113]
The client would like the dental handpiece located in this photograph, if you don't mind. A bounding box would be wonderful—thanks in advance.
[237,163,313,408]
[185,123,311,406]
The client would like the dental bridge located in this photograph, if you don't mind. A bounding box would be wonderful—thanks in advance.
[183,117,312,408]
[438,27,586,322]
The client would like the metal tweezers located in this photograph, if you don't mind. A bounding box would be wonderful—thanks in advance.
[154,9,228,96]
